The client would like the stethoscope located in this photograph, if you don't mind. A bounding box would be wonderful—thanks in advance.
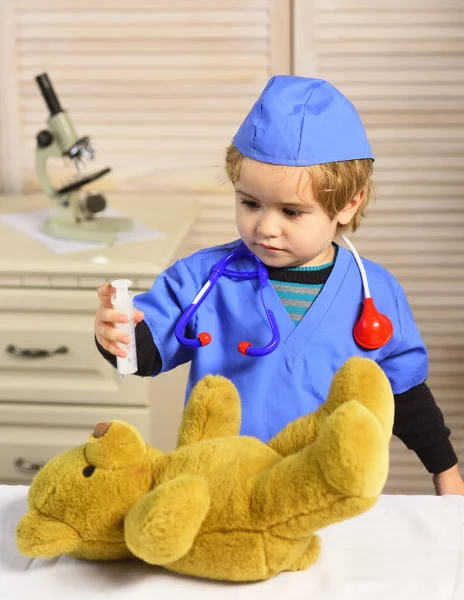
[175,237,393,357]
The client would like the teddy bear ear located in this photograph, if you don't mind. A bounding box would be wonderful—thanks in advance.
[16,509,80,558]
[86,420,148,470]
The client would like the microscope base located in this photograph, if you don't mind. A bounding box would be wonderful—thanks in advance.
[43,214,133,245]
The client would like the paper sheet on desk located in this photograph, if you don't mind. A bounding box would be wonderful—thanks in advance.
[1,207,165,254]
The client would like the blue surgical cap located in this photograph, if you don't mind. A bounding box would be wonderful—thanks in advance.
[233,75,374,167]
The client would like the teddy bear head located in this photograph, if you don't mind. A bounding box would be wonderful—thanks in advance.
[16,420,162,560]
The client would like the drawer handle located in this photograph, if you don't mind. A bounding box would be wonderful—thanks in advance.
[14,458,45,473]
[6,344,69,359]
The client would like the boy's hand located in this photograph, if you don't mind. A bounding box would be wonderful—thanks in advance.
[95,282,145,358]
[433,464,464,496]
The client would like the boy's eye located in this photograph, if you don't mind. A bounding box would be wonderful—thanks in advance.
[241,199,259,210]
[283,208,302,218]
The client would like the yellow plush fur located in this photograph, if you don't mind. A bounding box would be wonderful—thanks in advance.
[17,356,394,582]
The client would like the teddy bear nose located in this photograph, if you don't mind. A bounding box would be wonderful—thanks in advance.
[93,422,111,438]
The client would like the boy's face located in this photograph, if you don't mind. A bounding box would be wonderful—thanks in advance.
[235,158,341,268]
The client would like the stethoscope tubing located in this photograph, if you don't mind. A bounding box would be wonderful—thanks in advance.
[175,236,393,355]
[175,243,279,356]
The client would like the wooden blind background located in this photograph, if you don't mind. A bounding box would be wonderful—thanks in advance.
[0,0,290,254]
[2,0,463,495]
[294,0,464,494]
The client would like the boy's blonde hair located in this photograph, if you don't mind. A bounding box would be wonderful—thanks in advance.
[225,143,374,233]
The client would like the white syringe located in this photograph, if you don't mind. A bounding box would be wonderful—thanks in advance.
[111,279,138,376]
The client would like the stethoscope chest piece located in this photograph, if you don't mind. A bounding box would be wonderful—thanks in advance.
[354,297,393,350]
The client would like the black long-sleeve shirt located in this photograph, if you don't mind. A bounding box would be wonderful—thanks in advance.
[96,319,458,475]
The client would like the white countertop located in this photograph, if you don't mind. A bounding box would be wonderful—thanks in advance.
[0,192,200,286]
[1,484,463,600]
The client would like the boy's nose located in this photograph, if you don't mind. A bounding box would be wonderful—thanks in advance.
[257,214,281,238]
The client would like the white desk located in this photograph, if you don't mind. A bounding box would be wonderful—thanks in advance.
[1,485,463,600]
[0,193,199,483]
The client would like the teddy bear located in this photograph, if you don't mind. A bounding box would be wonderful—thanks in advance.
[16,356,394,582]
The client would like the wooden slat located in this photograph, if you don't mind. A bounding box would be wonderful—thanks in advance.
[20,138,225,153]
[23,68,269,84]
[368,170,463,183]
[20,95,258,112]
[17,10,267,25]
[19,54,268,69]
[18,39,269,55]
[315,0,463,10]
[331,84,464,98]
[319,54,464,70]
[0,0,22,193]
[18,80,267,98]
[348,98,464,111]
[319,39,464,55]
[316,25,464,41]
[20,67,269,83]
[17,0,269,9]
[358,127,464,141]
[23,111,248,127]
[22,123,236,139]
[375,183,463,197]
[371,202,461,217]
[327,70,464,84]
[316,11,464,25]
[351,239,462,254]
[17,24,269,41]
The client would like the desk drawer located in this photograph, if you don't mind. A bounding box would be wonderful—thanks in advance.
[0,311,150,406]
[0,311,98,372]
[0,405,151,484]
[0,402,150,434]
[0,287,99,312]
[0,425,93,484]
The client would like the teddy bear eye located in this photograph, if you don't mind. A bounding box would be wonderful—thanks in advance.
[83,465,96,478]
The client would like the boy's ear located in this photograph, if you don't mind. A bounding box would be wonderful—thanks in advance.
[336,189,365,226]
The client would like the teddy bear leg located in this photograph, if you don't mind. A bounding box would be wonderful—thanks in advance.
[255,399,388,537]
[177,375,241,447]
[315,399,390,499]
[125,474,210,565]
[268,357,393,457]
[267,411,319,457]
[288,535,321,572]
[317,356,394,439]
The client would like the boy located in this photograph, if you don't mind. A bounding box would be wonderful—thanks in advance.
[95,76,463,495]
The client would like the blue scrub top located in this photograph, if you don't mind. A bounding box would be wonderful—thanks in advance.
[134,240,428,442]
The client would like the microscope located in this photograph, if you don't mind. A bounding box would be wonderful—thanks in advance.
[35,73,132,244]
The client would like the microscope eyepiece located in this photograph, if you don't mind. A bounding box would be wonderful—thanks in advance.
[36,73,63,116]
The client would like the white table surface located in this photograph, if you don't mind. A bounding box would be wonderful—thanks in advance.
[1,485,463,600]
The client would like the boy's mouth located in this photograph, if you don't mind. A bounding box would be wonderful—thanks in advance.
[259,243,282,251]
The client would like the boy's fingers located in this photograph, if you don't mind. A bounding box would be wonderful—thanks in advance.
[97,283,116,308]
[96,307,143,324]
[95,316,132,345]
[134,310,145,323]
[96,336,126,358]
[99,322,128,343]
[96,306,128,324]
